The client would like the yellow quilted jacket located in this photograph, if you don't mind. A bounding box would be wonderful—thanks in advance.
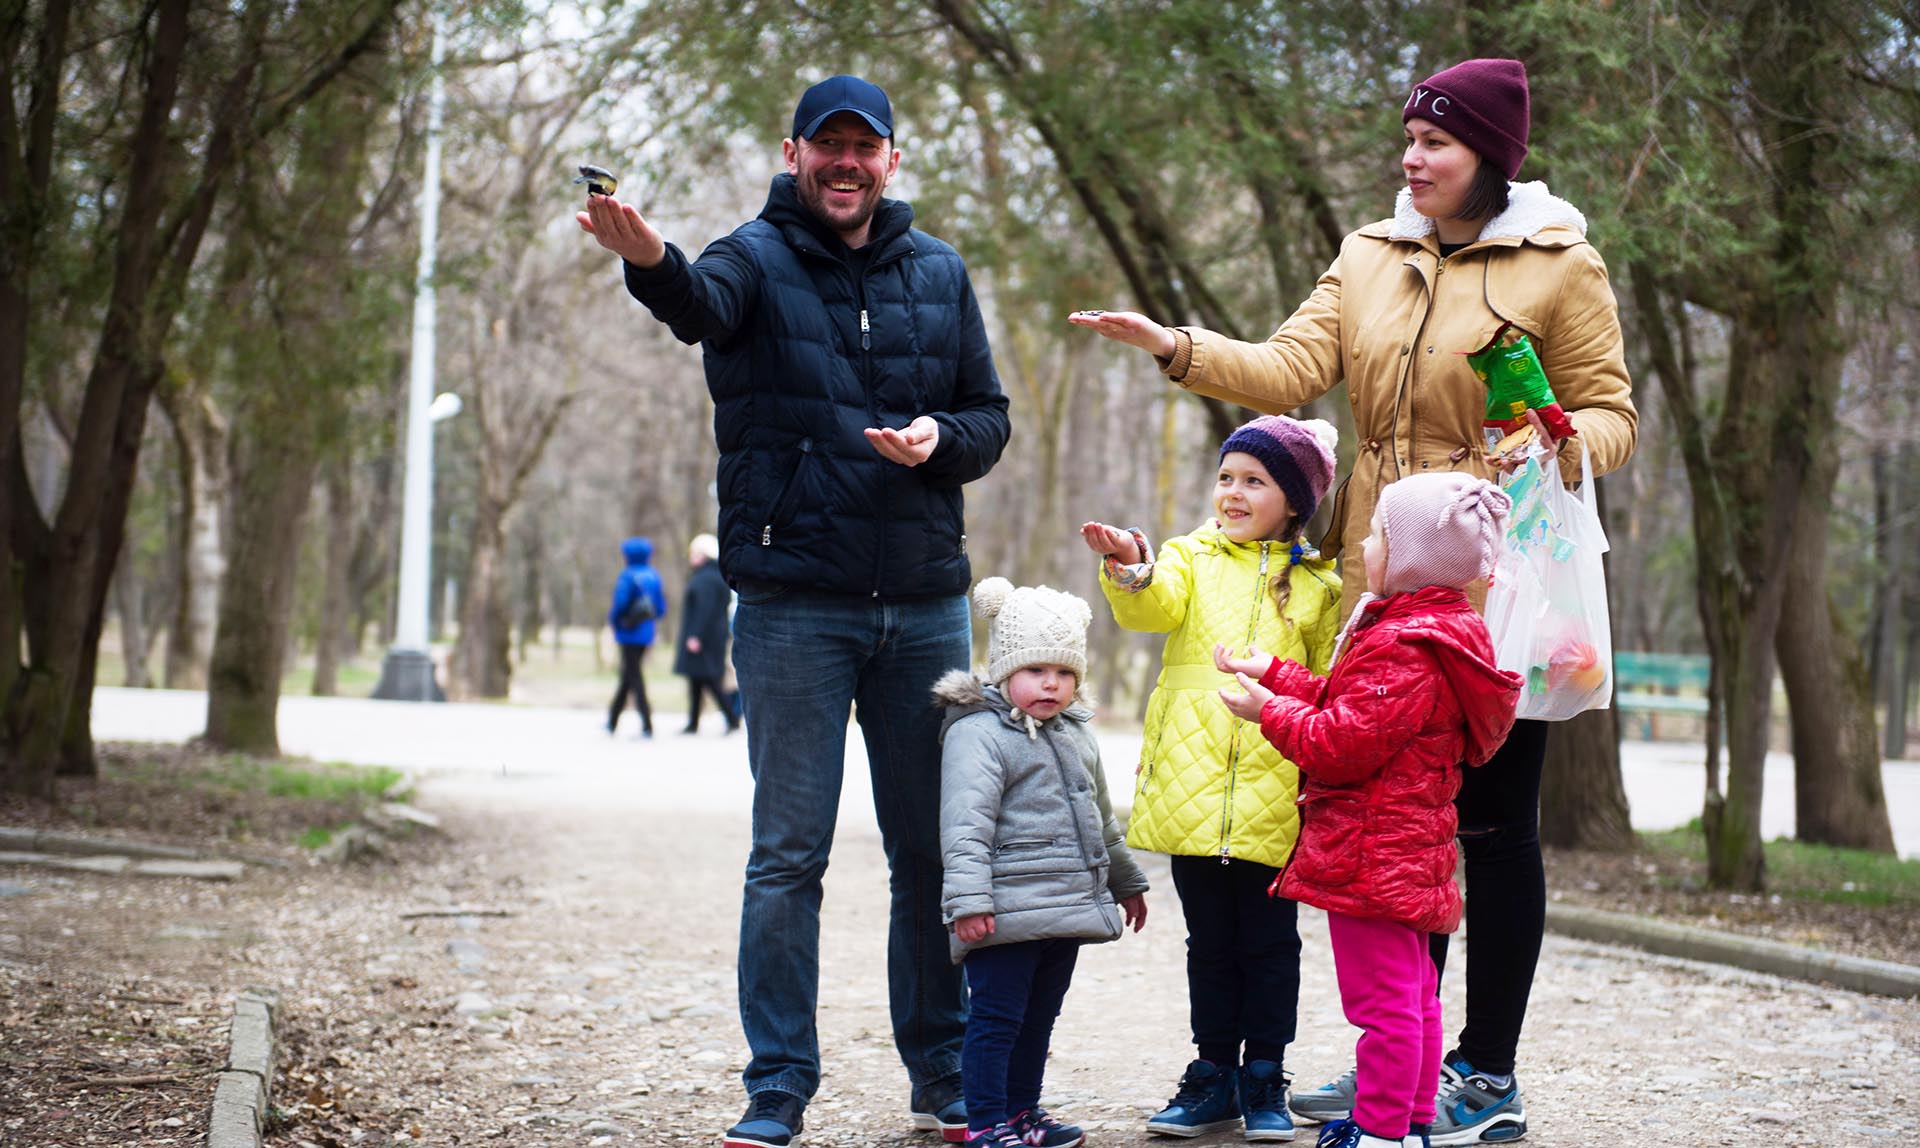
[1101,522,1341,868]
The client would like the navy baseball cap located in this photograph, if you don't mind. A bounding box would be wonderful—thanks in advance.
[791,74,893,140]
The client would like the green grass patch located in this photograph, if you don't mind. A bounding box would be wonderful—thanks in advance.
[296,825,339,850]
[1639,820,1920,906]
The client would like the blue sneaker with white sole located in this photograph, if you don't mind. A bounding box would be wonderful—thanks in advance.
[1147,1059,1242,1137]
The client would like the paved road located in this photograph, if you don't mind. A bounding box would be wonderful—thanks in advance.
[93,687,1920,857]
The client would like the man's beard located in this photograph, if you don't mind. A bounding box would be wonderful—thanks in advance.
[800,173,878,237]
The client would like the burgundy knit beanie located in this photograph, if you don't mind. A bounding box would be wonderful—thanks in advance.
[1377,474,1512,595]
[1219,416,1339,524]
[1403,58,1530,180]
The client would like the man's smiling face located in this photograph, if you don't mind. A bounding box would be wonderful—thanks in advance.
[783,112,899,247]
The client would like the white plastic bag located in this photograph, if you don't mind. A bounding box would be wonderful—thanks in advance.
[1483,440,1613,720]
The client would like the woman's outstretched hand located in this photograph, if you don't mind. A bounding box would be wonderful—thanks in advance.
[1068,310,1177,359]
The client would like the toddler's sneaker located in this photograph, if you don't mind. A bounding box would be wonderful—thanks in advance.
[1239,1060,1295,1142]
[1427,1052,1525,1145]
[1405,1121,1432,1148]
[1146,1059,1241,1137]
[1313,1118,1402,1148]
[1010,1107,1084,1148]
[965,1124,1027,1148]
[911,1076,969,1142]
[724,1089,806,1148]
[1287,1067,1354,1125]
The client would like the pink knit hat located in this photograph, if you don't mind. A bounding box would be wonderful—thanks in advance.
[1376,474,1513,595]
[1403,58,1530,179]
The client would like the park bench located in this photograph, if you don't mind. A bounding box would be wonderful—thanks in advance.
[1614,651,1710,739]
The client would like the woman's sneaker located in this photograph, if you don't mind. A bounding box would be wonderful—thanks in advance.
[1010,1108,1084,1148]
[1239,1060,1296,1141]
[724,1090,806,1148]
[1146,1059,1242,1137]
[1288,1068,1355,1125]
[1427,1053,1525,1145]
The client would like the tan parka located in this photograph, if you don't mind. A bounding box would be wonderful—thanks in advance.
[1163,182,1637,621]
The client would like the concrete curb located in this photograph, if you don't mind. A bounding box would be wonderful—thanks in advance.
[208,988,279,1148]
[1546,902,1920,998]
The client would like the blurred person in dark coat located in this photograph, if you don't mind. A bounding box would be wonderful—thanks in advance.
[674,532,739,734]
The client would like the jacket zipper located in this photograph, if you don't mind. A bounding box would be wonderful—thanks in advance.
[1387,248,1443,485]
[1217,540,1271,864]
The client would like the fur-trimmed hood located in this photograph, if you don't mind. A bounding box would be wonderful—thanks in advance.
[933,669,1092,741]
[1389,180,1587,244]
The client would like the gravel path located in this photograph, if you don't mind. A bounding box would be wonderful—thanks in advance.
[329,731,1919,1148]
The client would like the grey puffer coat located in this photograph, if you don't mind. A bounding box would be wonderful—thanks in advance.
[935,671,1150,964]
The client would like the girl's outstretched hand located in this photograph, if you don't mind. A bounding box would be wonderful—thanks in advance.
[1213,643,1273,681]
[1219,672,1274,722]
[1080,521,1140,560]
[1119,893,1149,933]
[1068,309,1178,359]
[954,913,995,944]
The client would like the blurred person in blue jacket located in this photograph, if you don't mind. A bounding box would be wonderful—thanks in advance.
[607,536,668,738]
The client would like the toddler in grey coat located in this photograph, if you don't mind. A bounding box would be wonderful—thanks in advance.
[937,576,1150,1148]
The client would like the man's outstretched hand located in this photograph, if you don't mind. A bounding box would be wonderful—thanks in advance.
[578,193,666,270]
[865,416,940,466]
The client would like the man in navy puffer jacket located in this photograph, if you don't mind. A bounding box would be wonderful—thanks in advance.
[580,75,1010,1148]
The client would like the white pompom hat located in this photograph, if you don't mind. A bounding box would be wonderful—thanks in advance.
[972,576,1091,685]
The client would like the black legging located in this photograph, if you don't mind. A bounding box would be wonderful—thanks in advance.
[1428,718,1548,1077]
[608,643,653,734]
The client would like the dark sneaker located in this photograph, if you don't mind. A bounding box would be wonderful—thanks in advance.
[1288,1067,1354,1125]
[1239,1060,1295,1142]
[1406,1121,1433,1148]
[1011,1107,1084,1148]
[1427,1053,1525,1145]
[1146,1059,1242,1137]
[724,1090,806,1148]
[965,1125,1026,1148]
[910,1076,969,1143]
[1313,1118,1403,1148]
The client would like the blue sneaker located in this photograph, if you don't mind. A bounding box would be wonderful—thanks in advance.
[1146,1059,1241,1137]
[911,1076,969,1142]
[1406,1121,1432,1148]
[1288,1067,1355,1125]
[1427,1053,1525,1145]
[1314,1118,1402,1148]
[1010,1107,1084,1148]
[1239,1060,1295,1141]
[724,1090,806,1148]
[965,1124,1026,1148]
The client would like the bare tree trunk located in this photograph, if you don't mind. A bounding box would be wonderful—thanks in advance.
[310,466,354,697]
[158,384,227,689]
[1778,432,1895,851]
[453,492,514,698]
[1874,442,1913,759]
[113,560,151,688]
[205,430,318,753]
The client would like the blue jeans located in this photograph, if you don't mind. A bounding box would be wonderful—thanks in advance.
[962,939,1081,1129]
[731,584,971,1101]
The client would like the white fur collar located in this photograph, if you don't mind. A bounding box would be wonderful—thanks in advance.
[1389,180,1587,243]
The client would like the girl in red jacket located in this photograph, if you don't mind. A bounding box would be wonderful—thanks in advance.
[1216,473,1523,1148]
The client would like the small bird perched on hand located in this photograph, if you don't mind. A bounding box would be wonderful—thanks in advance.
[573,164,618,199]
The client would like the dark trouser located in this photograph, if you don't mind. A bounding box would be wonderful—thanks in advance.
[608,643,652,733]
[1169,855,1301,1067]
[1428,718,1548,1077]
[961,939,1080,1129]
[685,676,737,730]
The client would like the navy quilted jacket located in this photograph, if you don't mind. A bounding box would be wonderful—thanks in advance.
[622,174,1010,598]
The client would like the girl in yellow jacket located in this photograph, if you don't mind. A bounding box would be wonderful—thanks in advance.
[1080,414,1341,1142]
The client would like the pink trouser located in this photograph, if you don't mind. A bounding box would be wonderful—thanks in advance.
[1327,911,1442,1138]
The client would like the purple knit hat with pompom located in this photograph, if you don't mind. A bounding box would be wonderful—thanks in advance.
[1219,416,1339,523]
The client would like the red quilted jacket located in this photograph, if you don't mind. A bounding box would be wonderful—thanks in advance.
[1256,586,1521,933]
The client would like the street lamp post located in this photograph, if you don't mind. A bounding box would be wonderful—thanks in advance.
[374,16,450,703]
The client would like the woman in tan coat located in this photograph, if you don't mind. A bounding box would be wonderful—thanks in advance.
[1072,58,1635,1148]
